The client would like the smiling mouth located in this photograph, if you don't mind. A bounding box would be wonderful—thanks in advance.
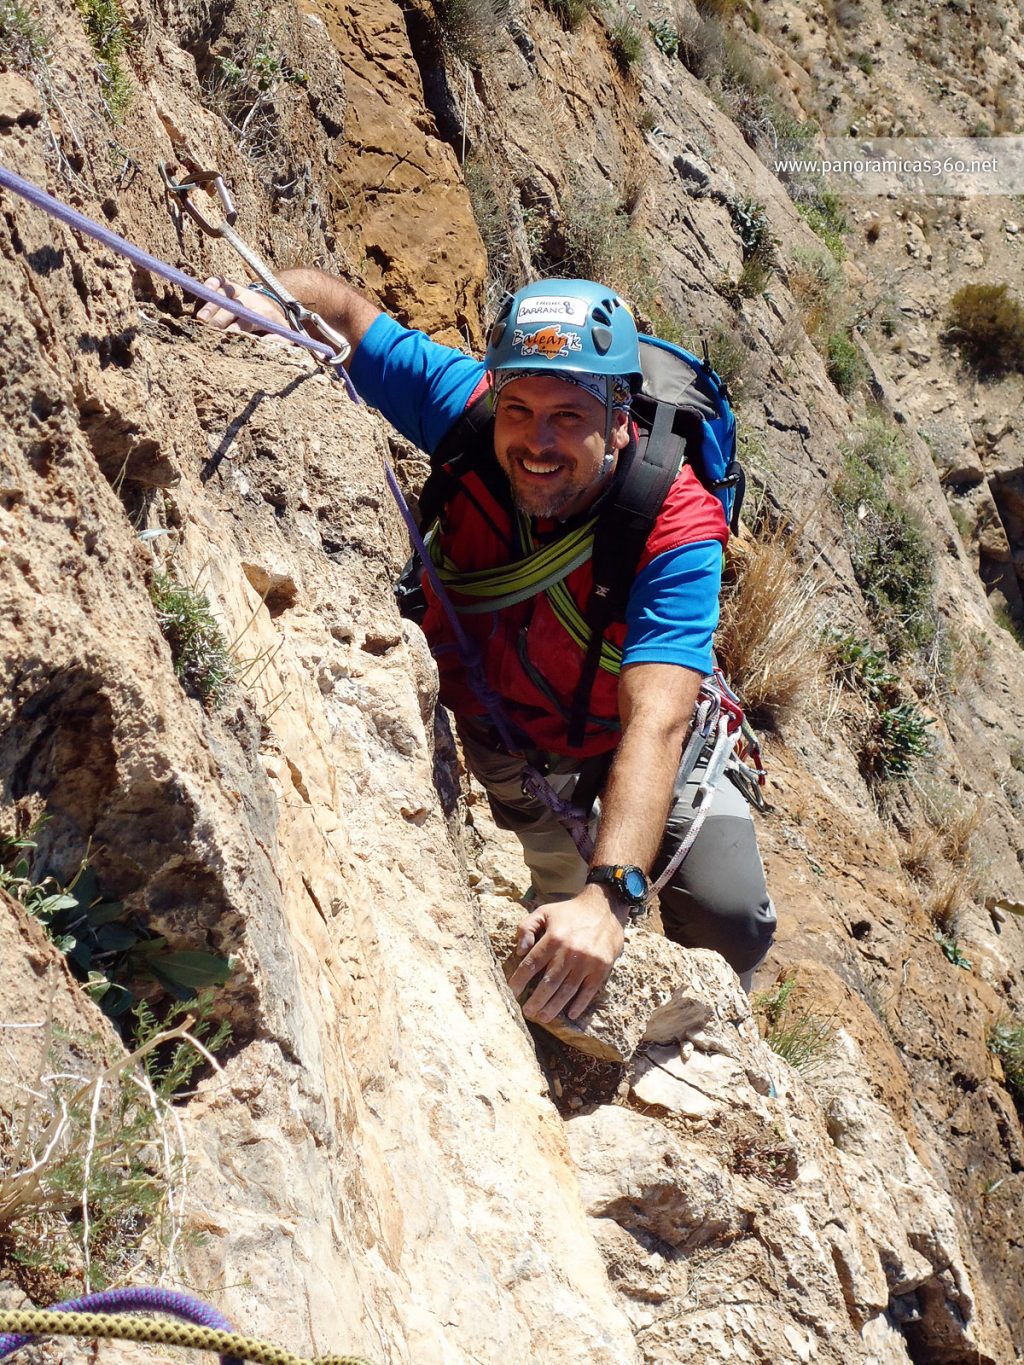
[518,457,564,476]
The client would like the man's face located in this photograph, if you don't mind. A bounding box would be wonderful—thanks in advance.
[493,374,629,520]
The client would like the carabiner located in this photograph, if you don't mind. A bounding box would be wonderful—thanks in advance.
[158,161,237,236]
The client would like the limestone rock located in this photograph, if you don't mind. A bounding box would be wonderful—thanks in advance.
[566,1105,745,1251]
[485,900,750,1062]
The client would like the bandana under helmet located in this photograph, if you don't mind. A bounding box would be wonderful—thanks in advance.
[492,368,633,412]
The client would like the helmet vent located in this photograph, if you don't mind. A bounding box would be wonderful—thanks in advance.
[591,306,612,326]
[592,324,613,354]
[490,321,507,348]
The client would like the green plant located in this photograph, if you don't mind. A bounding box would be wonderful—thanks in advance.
[727,196,777,266]
[151,570,234,706]
[934,929,972,970]
[721,255,773,303]
[0,1000,228,1290]
[831,633,899,701]
[825,328,868,396]
[851,49,874,74]
[1,826,232,1016]
[647,15,679,56]
[75,0,132,122]
[797,189,849,261]
[844,405,909,480]
[609,15,644,70]
[833,443,936,657]
[0,0,49,70]
[830,634,935,781]
[945,283,1024,376]
[706,325,753,397]
[868,700,934,780]
[543,0,594,29]
[753,976,837,1076]
[988,1016,1024,1103]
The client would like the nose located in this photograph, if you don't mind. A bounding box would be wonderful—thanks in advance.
[523,412,556,454]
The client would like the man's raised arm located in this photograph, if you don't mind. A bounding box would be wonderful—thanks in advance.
[197,268,380,366]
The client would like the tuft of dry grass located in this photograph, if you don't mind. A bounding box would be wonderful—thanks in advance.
[924,872,973,938]
[715,521,825,727]
[934,796,984,866]
[899,825,941,885]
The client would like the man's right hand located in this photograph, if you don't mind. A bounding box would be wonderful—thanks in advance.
[196,276,288,334]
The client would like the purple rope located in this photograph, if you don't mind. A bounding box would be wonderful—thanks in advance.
[0,1286,243,1364]
[0,162,360,404]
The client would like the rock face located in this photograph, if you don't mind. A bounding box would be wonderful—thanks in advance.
[1,0,1023,1363]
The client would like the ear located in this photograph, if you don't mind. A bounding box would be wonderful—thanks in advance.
[610,410,630,451]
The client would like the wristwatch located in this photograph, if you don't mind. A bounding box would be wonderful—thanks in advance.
[586,864,652,918]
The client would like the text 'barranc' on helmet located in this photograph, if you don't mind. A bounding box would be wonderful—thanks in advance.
[485,279,644,391]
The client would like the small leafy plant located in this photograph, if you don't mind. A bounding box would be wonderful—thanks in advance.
[1,825,232,1017]
[830,634,935,782]
[727,196,776,265]
[647,15,679,57]
[151,570,234,707]
[934,929,972,970]
[798,189,849,259]
[988,1016,1024,1104]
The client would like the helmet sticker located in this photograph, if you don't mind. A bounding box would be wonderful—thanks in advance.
[515,296,589,327]
[512,326,584,359]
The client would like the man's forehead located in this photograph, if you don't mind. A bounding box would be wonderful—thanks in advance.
[495,373,602,408]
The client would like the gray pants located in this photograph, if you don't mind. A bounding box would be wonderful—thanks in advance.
[459,722,776,980]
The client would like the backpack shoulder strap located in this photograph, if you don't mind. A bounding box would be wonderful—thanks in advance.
[566,403,686,748]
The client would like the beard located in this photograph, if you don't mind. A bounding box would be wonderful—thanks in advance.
[502,447,591,520]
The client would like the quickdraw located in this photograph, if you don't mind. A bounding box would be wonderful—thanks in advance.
[158,160,351,367]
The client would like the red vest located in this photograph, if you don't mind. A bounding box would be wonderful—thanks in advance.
[420,444,728,758]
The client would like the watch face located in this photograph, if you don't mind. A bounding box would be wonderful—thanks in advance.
[621,867,648,901]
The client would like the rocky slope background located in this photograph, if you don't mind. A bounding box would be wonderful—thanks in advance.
[1,0,1023,1362]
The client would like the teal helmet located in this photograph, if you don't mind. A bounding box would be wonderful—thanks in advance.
[484,279,643,390]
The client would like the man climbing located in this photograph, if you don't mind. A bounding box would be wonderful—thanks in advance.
[198,274,776,1022]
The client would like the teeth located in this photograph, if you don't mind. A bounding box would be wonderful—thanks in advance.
[522,460,560,474]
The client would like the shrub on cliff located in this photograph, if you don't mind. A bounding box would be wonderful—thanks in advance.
[0,0,49,71]
[833,428,936,657]
[989,1017,1024,1106]
[945,283,1024,377]
[150,572,234,707]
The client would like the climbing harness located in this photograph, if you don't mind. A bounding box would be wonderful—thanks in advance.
[158,161,351,367]
[0,161,765,877]
[0,1287,377,1365]
[650,667,765,896]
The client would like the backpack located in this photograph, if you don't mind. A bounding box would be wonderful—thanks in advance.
[399,334,744,748]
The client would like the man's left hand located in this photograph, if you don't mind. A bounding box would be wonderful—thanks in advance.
[508,887,625,1024]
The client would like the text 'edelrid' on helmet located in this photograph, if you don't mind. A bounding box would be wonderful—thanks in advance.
[485,279,644,390]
